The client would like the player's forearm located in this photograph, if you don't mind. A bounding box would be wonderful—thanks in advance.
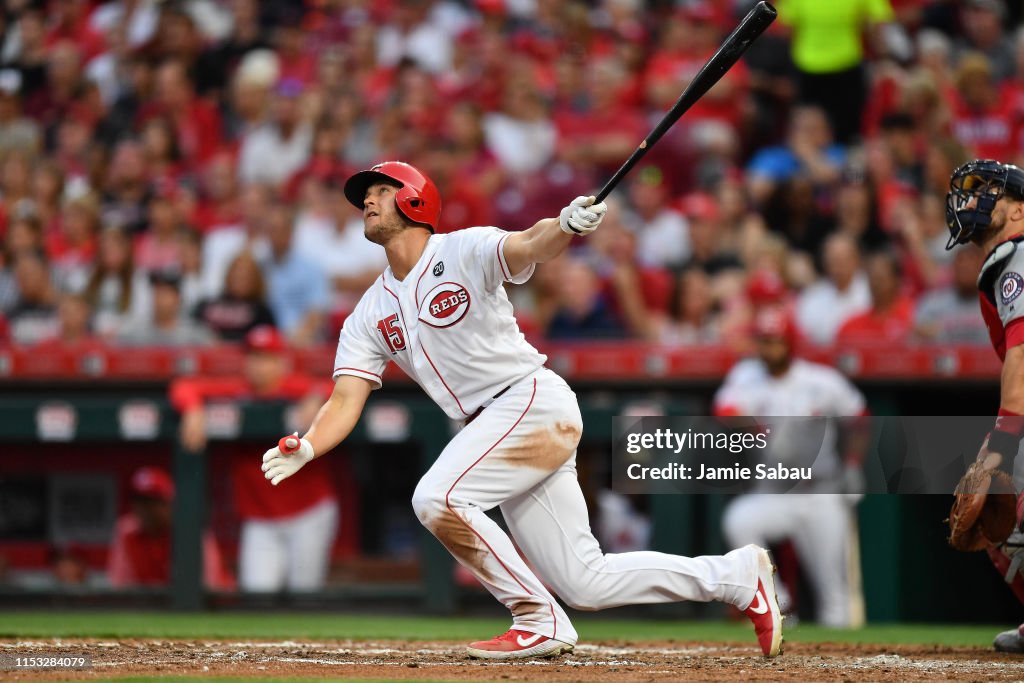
[302,393,364,457]
[988,345,1024,468]
[524,217,572,262]
[301,376,372,456]
[504,218,572,276]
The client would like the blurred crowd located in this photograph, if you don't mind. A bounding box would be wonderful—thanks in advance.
[0,0,1015,352]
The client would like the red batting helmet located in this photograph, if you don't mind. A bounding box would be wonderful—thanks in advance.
[343,161,442,232]
[752,307,798,349]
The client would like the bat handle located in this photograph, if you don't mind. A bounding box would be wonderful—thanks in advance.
[279,433,301,454]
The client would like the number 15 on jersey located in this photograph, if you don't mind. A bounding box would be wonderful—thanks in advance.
[377,314,406,354]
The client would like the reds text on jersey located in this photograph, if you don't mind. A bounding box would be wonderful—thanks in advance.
[333,227,546,419]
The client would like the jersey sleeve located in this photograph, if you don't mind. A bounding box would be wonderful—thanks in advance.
[462,226,535,290]
[332,296,387,388]
[994,249,1024,348]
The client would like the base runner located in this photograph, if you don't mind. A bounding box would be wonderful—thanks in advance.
[260,161,783,659]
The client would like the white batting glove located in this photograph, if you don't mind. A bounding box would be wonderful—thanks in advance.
[261,433,315,486]
[559,195,608,235]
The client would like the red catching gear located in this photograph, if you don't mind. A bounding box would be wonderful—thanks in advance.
[987,540,1024,606]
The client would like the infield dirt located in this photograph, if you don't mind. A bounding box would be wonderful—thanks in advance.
[4,638,1024,681]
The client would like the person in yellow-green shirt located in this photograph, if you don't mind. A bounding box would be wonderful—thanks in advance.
[776,0,895,144]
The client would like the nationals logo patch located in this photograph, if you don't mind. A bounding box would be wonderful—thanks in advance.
[1001,272,1024,305]
[418,282,471,328]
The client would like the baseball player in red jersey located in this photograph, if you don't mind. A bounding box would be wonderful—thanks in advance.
[945,159,1024,652]
[171,326,338,593]
[260,161,783,660]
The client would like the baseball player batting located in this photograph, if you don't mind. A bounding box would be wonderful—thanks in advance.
[945,159,1024,652]
[260,161,783,660]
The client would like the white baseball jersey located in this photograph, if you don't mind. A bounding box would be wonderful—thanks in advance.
[327,225,764,645]
[714,358,865,417]
[715,358,867,627]
[713,358,866,481]
[333,227,546,420]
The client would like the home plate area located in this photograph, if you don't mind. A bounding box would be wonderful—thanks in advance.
[4,639,1024,681]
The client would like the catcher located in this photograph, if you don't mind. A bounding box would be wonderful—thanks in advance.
[945,159,1024,651]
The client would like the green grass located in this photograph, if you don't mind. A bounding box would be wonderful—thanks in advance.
[0,612,1007,647]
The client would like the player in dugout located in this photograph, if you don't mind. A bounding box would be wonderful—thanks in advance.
[170,325,338,593]
[259,161,784,660]
[108,465,234,590]
[945,159,1024,652]
[714,308,869,628]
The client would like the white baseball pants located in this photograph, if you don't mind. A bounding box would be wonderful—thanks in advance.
[239,497,339,592]
[412,367,759,645]
[722,493,860,627]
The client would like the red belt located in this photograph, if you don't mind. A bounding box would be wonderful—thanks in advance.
[465,385,511,425]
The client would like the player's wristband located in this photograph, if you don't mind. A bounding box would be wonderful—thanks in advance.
[990,409,1024,472]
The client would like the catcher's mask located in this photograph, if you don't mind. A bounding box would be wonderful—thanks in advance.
[946,159,1024,249]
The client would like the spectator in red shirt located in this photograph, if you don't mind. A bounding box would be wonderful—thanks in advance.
[134,186,186,274]
[586,200,673,340]
[836,249,914,345]
[140,115,187,190]
[145,59,222,168]
[951,53,1015,160]
[193,152,242,234]
[23,40,84,138]
[444,101,505,198]
[108,466,234,590]
[555,55,647,182]
[170,326,338,593]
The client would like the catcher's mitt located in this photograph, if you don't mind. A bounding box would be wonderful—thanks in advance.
[948,452,1017,552]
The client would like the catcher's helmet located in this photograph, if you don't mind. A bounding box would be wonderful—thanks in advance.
[945,159,1024,249]
[343,161,441,231]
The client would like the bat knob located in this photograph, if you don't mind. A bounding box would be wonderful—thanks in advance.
[279,435,301,454]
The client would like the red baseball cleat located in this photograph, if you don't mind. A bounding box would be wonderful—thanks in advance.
[744,546,784,658]
[466,629,574,660]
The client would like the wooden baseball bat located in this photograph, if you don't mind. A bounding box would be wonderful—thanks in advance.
[594,1,778,203]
